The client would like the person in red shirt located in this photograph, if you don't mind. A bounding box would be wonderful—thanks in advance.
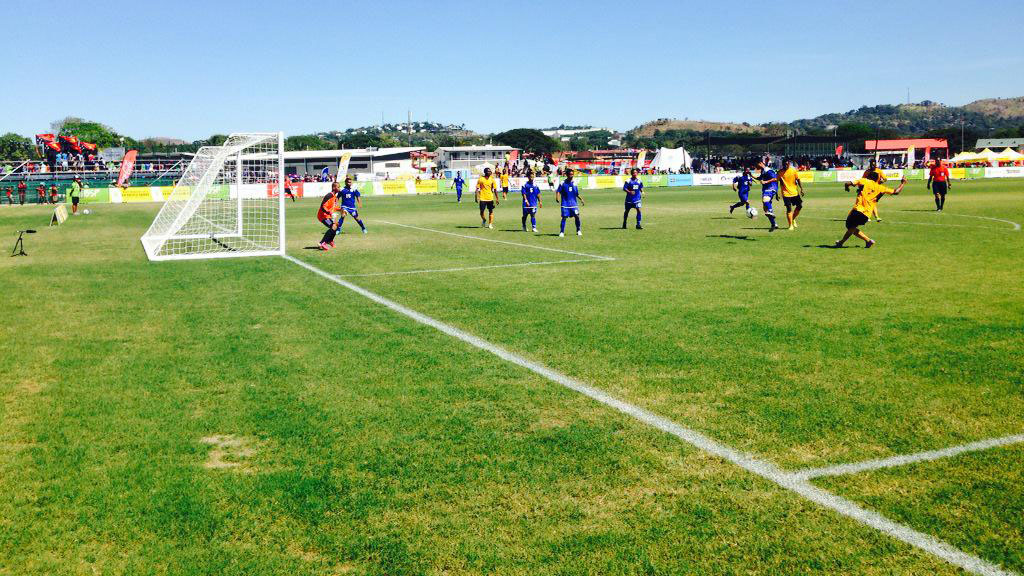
[927,159,952,211]
[49,184,59,204]
[316,183,341,250]
[17,181,26,205]
[4,186,12,205]
[36,184,46,204]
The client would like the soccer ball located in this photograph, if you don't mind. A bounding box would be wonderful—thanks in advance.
[83,209,91,215]
[746,206,758,219]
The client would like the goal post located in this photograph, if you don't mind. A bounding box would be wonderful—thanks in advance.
[141,132,285,261]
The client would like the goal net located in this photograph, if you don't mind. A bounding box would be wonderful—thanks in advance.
[141,132,285,261]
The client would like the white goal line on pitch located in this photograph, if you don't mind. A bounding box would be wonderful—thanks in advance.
[792,432,1024,480]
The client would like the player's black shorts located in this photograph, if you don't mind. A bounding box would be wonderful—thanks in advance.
[502,187,509,194]
[845,210,869,229]
[933,181,948,195]
[479,200,495,212]
[71,196,80,206]
[783,195,802,209]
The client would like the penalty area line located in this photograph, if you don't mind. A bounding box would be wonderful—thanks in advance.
[336,258,602,278]
[283,252,1016,576]
[793,433,1024,480]
[374,220,616,260]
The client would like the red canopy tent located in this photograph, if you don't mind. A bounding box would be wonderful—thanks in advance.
[865,138,948,161]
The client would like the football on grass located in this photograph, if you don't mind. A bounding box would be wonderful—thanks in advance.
[746,206,758,219]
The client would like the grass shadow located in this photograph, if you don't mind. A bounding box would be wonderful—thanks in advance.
[707,234,755,241]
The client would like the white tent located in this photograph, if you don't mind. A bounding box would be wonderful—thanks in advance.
[997,148,1024,162]
[649,147,693,172]
[975,148,1000,164]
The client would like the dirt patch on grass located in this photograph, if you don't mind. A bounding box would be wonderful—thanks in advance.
[200,434,257,470]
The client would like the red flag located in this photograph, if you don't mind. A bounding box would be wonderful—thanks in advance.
[835,145,844,157]
[117,150,138,187]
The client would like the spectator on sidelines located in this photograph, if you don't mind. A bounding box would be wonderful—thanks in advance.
[70,176,86,214]
[4,186,12,205]
[36,184,46,204]
[49,183,60,204]
[18,181,27,205]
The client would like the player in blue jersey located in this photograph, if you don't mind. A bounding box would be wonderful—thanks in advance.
[520,170,543,232]
[555,167,585,237]
[730,166,755,214]
[336,176,367,234]
[755,159,780,232]
[622,168,644,229]
[450,173,465,203]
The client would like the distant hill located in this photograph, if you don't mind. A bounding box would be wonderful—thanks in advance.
[629,97,1024,140]
[632,118,761,137]
[789,97,1024,134]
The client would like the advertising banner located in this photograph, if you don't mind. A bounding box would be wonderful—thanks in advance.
[881,169,904,181]
[797,171,815,183]
[966,167,985,179]
[985,167,1024,178]
[643,175,667,187]
[693,173,737,186]
[594,175,618,189]
[903,169,926,181]
[813,171,837,182]
[836,170,862,183]
[117,150,138,187]
[414,179,439,194]
[120,186,156,203]
[667,174,694,187]
[65,185,110,204]
[949,168,967,180]
[380,180,412,195]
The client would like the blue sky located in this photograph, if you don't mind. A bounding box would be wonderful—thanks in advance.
[7,0,1022,140]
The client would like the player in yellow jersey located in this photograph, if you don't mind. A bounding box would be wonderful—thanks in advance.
[500,168,510,200]
[778,158,804,230]
[834,176,906,248]
[862,159,887,221]
[475,167,499,229]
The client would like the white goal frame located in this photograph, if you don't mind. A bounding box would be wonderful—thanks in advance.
[141,132,285,261]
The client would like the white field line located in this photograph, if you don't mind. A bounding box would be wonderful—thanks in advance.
[283,253,1016,576]
[374,220,616,260]
[794,433,1024,480]
[337,258,598,278]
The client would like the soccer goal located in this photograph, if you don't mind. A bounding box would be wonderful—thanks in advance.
[141,132,285,261]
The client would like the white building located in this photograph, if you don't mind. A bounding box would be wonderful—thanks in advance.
[435,145,517,172]
[282,147,425,179]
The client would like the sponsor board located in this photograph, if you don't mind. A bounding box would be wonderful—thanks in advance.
[594,175,618,189]
[120,186,158,203]
[643,175,667,187]
[797,171,815,183]
[693,173,738,186]
[985,166,1024,178]
[904,169,926,181]
[667,174,694,187]
[966,167,985,179]
[949,168,967,180]
[379,180,412,195]
[65,186,111,204]
[814,171,838,182]
[414,180,440,194]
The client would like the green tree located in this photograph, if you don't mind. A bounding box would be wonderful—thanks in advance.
[492,128,559,155]
[57,118,135,148]
[0,133,37,161]
[285,134,332,151]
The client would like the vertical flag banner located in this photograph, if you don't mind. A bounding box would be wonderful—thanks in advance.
[117,150,138,187]
[835,145,843,157]
[635,150,647,169]
[320,167,330,181]
[907,147,915,167]
[337,152,353,181]
[508,150,519,166]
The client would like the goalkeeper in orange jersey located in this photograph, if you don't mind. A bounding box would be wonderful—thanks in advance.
[316,183,341,250]
[834,176,906,249]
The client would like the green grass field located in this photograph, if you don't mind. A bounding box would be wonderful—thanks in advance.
[1,179,1021,575]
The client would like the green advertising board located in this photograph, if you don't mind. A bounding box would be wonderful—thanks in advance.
[904,169,926,180]
[64,185,111,204]
[967,167,985,179]
[643,175,667,187]
[813,171,837,182]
